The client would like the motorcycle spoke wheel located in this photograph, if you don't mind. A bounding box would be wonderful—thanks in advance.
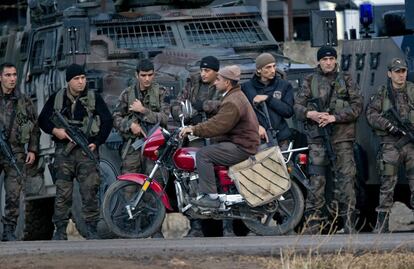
[103,180,166,238]
[243,180,304,236]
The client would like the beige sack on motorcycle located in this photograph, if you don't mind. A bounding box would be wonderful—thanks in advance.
[228,146,290,207]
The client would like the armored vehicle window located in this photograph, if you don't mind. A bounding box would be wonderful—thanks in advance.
[183,17,268,46]
[0,40,7,58]
[20,33,28,60]
[31,40,44,69]
[96,23,176,49]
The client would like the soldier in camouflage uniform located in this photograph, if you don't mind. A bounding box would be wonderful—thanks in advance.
[294,46,363,234]
[113,59,169,174]
[366,58,414,233]
[171,56,226,237]
[113,59,169,238]
[0,62,39,241]
[38,64,113,240]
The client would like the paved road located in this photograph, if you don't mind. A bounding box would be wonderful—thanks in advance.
[0,233,413,257]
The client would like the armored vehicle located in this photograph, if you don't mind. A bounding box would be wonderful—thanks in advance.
[0,0,308,239]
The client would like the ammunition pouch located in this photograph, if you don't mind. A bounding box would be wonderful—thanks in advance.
[378,159,398,176]
[17,120,34,144]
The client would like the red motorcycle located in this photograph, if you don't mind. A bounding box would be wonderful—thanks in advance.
[102,125,306,238]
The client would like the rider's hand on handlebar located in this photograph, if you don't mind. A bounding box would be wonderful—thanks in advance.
[253,95,269,104]
[258,125,269,143]
[179,126,193,138]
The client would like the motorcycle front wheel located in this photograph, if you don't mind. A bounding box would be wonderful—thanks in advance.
[242,180,304,235]
[102,180,166,238]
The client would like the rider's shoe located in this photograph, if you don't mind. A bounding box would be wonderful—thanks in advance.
[191,195,220,208]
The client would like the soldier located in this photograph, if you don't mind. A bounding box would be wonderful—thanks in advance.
[112,59,169,238]
[0,62,39,241]
[242,52,294,148]
[294,46,363,234]
[366,58,414,233]
[171,56,226,237]
[113,58,169,175]
[179,65,260,208]
[38,64,112,240]
[171,56,221,128]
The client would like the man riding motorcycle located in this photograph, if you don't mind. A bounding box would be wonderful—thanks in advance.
[179,65,260,208]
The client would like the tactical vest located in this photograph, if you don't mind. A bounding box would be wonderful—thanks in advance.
[310,72,350,112]
[53,88,100,137]
[376,81,414,136]
[127,83,161,111]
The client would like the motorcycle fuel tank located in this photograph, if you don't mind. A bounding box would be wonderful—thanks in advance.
[173,147,199,171]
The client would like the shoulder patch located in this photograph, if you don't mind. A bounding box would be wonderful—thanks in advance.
[273,90,282,99]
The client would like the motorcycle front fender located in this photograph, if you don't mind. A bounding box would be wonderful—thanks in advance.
[117,173,173,211]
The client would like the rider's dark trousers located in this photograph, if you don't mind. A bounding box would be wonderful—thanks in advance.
[196,142,251,194]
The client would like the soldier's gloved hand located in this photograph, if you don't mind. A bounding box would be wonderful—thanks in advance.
[386,122,404,135]
[192,100,204,112]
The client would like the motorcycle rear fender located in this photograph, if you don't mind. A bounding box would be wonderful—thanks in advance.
[117,173,173,211]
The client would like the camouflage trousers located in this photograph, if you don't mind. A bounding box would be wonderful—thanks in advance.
[52,144,100,224]
[305,141,357,218]
[376,142,414,212]
[0,152,26,226]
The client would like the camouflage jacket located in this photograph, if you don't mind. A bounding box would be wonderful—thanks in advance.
[366,81,414,142]
[0,87,39,154]
[113,82,170,139]
[294,66,363,143]
[171,73,222,124]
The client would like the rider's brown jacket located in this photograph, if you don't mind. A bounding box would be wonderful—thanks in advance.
[192,85,260,154]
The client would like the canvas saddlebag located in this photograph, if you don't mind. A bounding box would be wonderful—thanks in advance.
[228,146,291,207]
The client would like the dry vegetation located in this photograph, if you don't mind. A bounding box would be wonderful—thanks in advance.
[1,251,414,269]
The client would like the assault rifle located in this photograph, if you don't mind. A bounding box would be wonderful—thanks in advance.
[52,110,99,166]
[385,79,414,147]
[0,126,22,176]
[308,98,338,173]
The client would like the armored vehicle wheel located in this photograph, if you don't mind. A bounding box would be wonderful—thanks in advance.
[103,180,166,238]
[243,180,304,235]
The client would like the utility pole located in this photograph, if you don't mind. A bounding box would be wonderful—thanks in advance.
[261,0,268,27]
[282,0,293,41]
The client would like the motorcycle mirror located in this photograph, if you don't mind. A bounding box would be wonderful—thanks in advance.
[180,100,193,119]
[179,113,185,128]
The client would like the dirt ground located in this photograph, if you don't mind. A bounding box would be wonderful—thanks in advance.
[1,252,414,269]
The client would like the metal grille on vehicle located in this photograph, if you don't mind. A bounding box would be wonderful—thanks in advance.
[96,23,176,49]
[183,17,268,45]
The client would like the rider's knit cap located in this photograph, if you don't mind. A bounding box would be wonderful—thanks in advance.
[66,64,86,82]
[218,65,241,82]
[255,53,276,70]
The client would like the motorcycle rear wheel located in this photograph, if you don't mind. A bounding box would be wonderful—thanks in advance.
[102,180,166,238]
[242,180,304,235]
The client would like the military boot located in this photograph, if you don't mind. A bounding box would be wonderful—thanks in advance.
[185,219,204,237]
[222,220,236,237]
[373,212,389,233]
[52,222,68,240]
[302,213,324,235]
[86,221,99,240]
[1,224,17,242]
